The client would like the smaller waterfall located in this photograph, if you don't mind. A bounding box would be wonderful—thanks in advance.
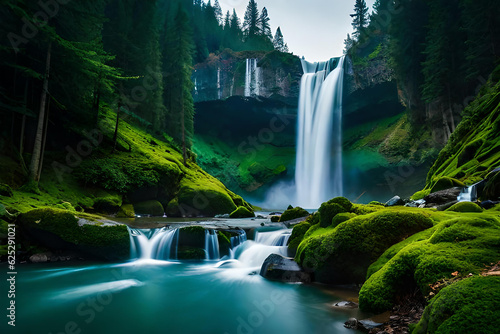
[128,227,179,260]
[245,58,261,97]
[255,230,291,246]
[217,67,222,99]
[229,230,247,259]
[205,229,220,260]
[457,180,484,202]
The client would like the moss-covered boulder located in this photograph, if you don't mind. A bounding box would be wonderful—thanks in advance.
[0,183,13,197]
[18,208,129,260]
[483,170,500,200]
[331,212,357,228]
[93,196,122,214]
[178,226,206,249]
[288,221,312,255]
[134,200,164,216]
[296,210,433,284]
[166,182,237,217]
[445,201,483,213]
[177,246,206,260]
[413,276,500,333]
[116,204,135,218]
[229,206,255,218]
[270,215,280,222]
[359,216,500,313]
[430,176,466,193]
[279,206,309,222]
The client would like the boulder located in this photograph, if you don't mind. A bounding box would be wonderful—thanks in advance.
[423,187,462,206]
[229,206,255,218]
[385,195,404,207]
[333,301,359,309]
[134,200,165,216]
[279,206,309,222]
[260,253,311,283]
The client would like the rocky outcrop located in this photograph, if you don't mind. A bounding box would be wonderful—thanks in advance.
[260,253,311,283]
[193,50,302,103]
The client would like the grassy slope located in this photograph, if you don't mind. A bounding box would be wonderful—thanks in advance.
[0,107,247,215]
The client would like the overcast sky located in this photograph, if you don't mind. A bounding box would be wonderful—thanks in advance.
[217,0,377,62]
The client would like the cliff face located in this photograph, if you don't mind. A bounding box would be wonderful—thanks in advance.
[192,49,302,104]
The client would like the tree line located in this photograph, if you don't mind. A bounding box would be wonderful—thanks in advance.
[345,0,500,140]
[0,0,289,186]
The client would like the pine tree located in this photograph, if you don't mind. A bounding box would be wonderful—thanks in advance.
[213,0,223,25]
[259,7,272,40]
[344,34,354,54]
[273,27,288,52]
[352,0,369,38]
[243,0,260,39]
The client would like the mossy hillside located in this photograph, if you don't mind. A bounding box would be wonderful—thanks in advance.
[287,221,312,253]
[18,208,130,260]
[279,206,309,222]
[229,206,255,218]
[295,209,433,284]
[193,134,295,195]
[359,212,500,313]
[413,276,500,334]
[418,74,500,196]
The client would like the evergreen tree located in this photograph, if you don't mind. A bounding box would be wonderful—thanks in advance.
[273,27,288,52]
[344,34,354,54]
[213,0,223,25]
[259,7,272,40]
[163,5,195,165]
[352,0,369,38]
[243,0,260,39]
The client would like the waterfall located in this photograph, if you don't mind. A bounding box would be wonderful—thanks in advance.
[245,58,261,97]
[295,56,345,208]
[128,227,179,260]
[205,229,220,260]
[233,230,291,268]
[457,180,484,202]
[217,67,222,99]
[255,230,291,246]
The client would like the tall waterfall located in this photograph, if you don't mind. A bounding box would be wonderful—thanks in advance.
[295,56,345,208]
[245,58,260,97]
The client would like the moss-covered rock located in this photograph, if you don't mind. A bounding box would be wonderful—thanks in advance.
[279,206,309,222]
[359,216,500,313]
[413,276,500,334]
[288,221,312,255]
[177,246,206,260]
[18,208,129,260]
[116,204,135,218]
[483,171,500,200]
[229,206,255,218]
[270,215,280,222]
[134,200,164,216]
[445,201,483,213]
[0,183,13,197]
[411,189,431,201]
[318,202,345,228]
[166,181,237,217]
[296,210,433,284]
[93,196,122,214]
[331,212,357,228]
[430,176,466,193]
[178,226,206,249]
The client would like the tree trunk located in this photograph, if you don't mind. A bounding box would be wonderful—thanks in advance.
[180,85,187,166]
[37,98,51,179]
[29,42,52,183]
[112,102,121,154]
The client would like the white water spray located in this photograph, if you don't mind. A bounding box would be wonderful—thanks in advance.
[245,58,261,97]
[295,56,345,208]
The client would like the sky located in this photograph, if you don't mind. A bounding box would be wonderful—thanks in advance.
[217,0,377,62]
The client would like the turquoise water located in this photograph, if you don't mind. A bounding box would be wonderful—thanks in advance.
[1,231,364,334]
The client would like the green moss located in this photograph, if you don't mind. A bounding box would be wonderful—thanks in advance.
[296,210,433,284]
[177,246,206,260]
[279,206,309,222]
[0,183,13,197]
[18,208,129,260]
[413,276,500,334]
[327,197,354,211]
[54,201,76,212]
[134,200,164,216]
[94,196,122,214]
[331,212,357,228]
[445,201,483,213]
[368,201,384,206]
[116,204,135,218]
[430,176,465,193]
[229,206,255,218]
[288,221,312,252]
[411,189,431,200]
[270,215,280,222]
[359,215,500,313]
[318,202,345,228]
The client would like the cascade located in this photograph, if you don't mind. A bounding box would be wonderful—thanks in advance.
[234,229,291,268]
[254,229,291,246]
[205,229,220,260]
[128,227,179,260]
[245,58,261,97]
[295,56,345,208]
[457,180,484,202]
[217,67,222,99]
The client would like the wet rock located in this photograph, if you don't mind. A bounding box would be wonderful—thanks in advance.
[423,187,461,206]
[359,319,384,330]
[29,253,49,263]
[260,253,311,283]
[385,196,404,207]
[344,318,359,329]
[334,301,359,309]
